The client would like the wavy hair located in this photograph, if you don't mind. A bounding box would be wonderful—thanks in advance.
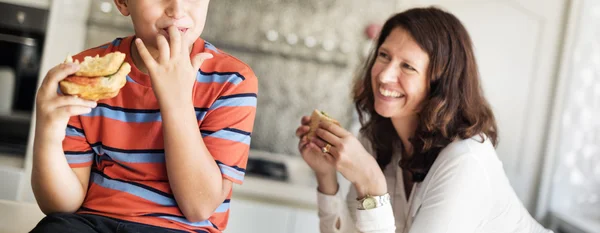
[353,7,498,182]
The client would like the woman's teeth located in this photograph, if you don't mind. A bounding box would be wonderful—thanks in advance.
[379,87,404,98]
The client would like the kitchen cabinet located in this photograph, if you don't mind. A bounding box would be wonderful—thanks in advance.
[291,208,321,233]
[225,198,319,233]
[226,199,294,233]
[12,0,92,202]
[0,0,50,9]
[0,166,23,200]
[0,1,51,177]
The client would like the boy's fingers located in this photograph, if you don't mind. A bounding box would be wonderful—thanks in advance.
[49,96,97,109]
[42,63,79,92]
[46,63,79,83]
[57,105,93,118]
[135,38,157,68]
[156,35,170,63]
[168,26,182,57]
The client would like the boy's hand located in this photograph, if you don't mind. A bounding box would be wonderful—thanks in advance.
[35,63,97,141]
[135,26,213,106]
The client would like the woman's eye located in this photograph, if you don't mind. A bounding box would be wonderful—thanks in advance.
[377,52,390,59]
[402,63,416,71]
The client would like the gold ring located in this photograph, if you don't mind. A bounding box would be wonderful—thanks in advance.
[322,144,332,153]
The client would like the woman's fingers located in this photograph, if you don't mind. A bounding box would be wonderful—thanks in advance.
[301,116,311,125]
[315,128,342,147]
[296,125,310,138]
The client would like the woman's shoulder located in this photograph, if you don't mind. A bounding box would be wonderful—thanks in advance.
[439,134,496,160]
[429,134,498,175]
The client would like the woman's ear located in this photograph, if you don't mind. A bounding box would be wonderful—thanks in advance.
[113,0,130,16]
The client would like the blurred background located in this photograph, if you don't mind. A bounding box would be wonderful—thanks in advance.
[0,0,598,232]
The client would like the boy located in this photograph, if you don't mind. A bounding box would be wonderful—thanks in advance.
[30,0,257,232]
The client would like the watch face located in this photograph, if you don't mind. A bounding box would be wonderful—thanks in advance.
[363,197,377,209]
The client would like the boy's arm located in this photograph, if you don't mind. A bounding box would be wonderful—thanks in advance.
[135,29,256,222]
[31,63,96,214]
[161,72,257,222]
[161,104,232,222]
[31,137,90,214]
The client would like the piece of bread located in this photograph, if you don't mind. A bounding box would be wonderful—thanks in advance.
[59,52,131,101]
[307,109,341,140]
[70,52,127,77]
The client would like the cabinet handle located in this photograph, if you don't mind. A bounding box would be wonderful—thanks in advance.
[0,33,37,46]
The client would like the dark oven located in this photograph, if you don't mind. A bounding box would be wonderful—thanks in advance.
[0,2,48,157]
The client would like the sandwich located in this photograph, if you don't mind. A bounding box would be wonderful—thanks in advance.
[307,109,341,140]
[59,52,131,101]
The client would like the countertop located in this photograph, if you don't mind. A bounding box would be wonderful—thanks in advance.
[0,199,45,233]
[233,175,318,209]
[234,149,321,209]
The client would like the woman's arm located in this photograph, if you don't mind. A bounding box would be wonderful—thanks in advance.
[318,183,358,233]
[317,168,396,233]
[318,177,396,233]
[347,186,396,233]
[312,122,396,233]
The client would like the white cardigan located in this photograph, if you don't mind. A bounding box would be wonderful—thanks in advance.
[317,136,553,233]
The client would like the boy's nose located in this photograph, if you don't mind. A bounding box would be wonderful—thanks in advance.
[166,0,185,19]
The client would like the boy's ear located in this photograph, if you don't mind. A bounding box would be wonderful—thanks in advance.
[114,0,130,16]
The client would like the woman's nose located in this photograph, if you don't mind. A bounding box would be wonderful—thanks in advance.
[377,64,399,83]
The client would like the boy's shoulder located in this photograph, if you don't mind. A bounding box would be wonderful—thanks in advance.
[200,40,256,80]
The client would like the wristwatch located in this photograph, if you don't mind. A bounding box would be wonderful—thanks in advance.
[357,193,391,210]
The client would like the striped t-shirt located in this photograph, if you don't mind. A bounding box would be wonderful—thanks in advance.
[62,36,257,233]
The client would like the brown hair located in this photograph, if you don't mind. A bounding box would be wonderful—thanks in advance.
[353,7,498,182]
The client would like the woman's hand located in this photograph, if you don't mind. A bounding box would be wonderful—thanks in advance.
[296,116,340,195]
[312,121,387,197]
[296,116,337,177]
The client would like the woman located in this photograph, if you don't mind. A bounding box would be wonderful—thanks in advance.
[295,7,552,233]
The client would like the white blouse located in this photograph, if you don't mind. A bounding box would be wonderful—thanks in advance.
[317,136,553,233]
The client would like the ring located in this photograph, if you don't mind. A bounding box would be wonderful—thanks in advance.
[322,144,332,153]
